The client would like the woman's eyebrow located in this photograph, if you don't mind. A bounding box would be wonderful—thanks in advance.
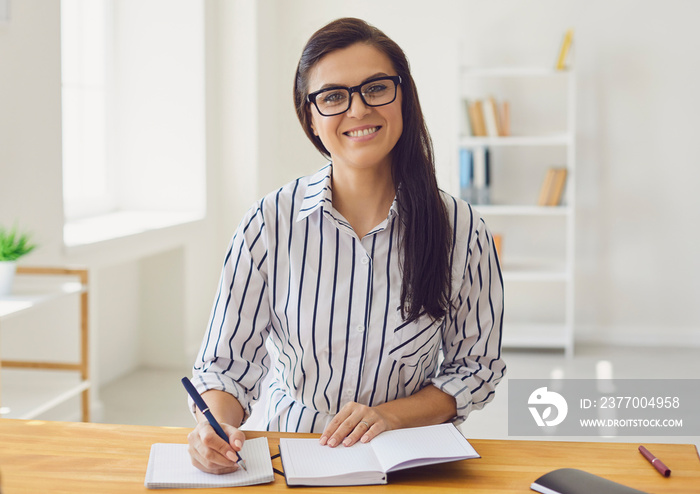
[315,72,391,91]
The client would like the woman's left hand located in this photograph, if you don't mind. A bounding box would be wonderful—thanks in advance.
[320,402,396,448]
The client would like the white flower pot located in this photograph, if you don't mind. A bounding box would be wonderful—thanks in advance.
[0,261,17,296]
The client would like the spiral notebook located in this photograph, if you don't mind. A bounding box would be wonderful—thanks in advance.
[144,437,274,489]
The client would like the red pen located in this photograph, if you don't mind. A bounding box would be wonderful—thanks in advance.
[638,445,671,477]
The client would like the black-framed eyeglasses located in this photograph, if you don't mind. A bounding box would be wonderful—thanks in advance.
[306,76,402,117]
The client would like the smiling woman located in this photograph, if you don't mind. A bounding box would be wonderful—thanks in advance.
[187,17,505,475]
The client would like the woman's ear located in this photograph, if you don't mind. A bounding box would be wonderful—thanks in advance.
[309,114,319,136]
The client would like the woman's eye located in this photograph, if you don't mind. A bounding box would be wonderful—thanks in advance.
[322,91,347,105]
[364,83,388,94]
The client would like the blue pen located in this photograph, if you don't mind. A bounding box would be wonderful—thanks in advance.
[181,377,247,471]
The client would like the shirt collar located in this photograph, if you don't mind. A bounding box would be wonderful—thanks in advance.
[296,163,401,226]
[297,164,333,222]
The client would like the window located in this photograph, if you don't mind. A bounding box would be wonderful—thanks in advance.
[61,0,115,220]
[60,0,206,246]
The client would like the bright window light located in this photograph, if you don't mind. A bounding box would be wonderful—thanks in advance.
[61,0,115,220]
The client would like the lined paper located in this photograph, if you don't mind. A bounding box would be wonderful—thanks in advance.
[280,439,382,478]
[371,423,480,472]
[144,437,274,488]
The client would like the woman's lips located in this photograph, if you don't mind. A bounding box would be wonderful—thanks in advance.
[344,126,381,138]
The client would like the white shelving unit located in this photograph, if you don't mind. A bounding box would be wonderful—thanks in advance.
[458,66,576,356]
[0,267,91,420]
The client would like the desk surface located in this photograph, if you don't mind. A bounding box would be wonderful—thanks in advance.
[0,419,698,493]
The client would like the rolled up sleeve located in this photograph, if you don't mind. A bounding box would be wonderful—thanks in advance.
[190,204,272,423]
[432,214,506,425]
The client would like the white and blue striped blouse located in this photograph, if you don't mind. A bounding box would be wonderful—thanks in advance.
[192,164,505,432]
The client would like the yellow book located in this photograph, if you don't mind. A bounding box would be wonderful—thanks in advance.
[548,168,568,206]
[538,168,557,206]
[555,29,574,70]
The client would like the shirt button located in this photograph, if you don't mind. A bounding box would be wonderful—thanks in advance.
[356,324,364,333]
[346,389,353,396]
[361,256,370,265]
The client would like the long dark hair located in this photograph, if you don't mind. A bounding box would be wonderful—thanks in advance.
[294,18,452,323]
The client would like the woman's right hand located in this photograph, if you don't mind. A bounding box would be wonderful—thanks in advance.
[187,420,246,474]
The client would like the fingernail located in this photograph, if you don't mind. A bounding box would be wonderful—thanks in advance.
[342,438,351,447]
[328,437,337,447]
[319,435,327,445]
[361,434,369,443]
[226,451,238,461]
[234,439,243,449]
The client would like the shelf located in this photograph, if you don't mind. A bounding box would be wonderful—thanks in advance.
[500,258,570,282]
[502,323,572,349]
[0,267,90,421]
[0,369,89,419]
[459,134,572,147]
[0,281,86,321]
[472,205,571,216]
[458,63,576,357]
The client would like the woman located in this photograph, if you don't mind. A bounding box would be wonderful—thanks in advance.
[188,17,505,474]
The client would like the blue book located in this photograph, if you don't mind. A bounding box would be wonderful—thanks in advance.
[459,148,474,203]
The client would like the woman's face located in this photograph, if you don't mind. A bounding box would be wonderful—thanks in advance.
[307,43,403,174]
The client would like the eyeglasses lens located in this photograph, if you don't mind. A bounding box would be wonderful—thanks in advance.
[314,78,398,116]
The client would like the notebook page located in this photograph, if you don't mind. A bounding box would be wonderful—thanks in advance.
[279,438,382,478]
[144,437,273,488]
[370,423,479,473]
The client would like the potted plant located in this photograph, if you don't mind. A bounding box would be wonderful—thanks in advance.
[0,224,37,296]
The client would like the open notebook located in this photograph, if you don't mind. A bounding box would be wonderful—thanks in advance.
[144,437,274,489]
[279,423,479,486]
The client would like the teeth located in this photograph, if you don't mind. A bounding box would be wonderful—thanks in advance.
[347,127,379,137]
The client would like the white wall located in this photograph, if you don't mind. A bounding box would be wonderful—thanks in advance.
[239,0,700,345]
[1,0,698,421]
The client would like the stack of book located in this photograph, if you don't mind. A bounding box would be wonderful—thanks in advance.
[537,167,568,206]
[459,147,490,205]
[463,97,510,138]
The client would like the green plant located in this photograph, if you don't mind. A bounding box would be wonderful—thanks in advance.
[0,225,37,261]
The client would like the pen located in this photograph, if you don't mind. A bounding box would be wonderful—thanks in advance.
[181,377,247,471]
[638,445,670,477]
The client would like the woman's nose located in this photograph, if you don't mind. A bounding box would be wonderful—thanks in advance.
[346,92,371,118]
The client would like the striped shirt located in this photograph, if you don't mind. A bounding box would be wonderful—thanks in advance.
[192,164,505,432]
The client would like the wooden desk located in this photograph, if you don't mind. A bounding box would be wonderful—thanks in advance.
[0,419,698,493]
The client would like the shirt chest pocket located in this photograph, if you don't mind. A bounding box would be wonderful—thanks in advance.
[387,314,443,368]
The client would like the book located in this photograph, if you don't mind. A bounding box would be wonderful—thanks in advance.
[469,100,488,137]
[501,100,510,136]
[531,468,650,494]
[483,97,501,137]
[144,437,274,489]
[472,147,491,205]
[537,167,568,206]
[549,168,568,205]
[279,423,479,486]
[459,148,475,203]
[461,99,473,137]
[555,29,574,70]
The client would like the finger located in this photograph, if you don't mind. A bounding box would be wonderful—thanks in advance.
[341,419,372,447]
[222,423,246,452]
[188,443,240,474]
[189,423,242,470]
[320,403,355,445]
[360,421,386,444]
[327,412,367,448]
